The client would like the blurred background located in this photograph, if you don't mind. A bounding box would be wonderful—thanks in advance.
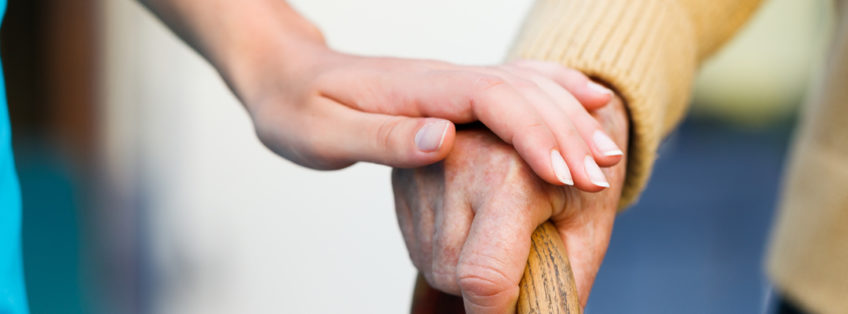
[2,0,834,313]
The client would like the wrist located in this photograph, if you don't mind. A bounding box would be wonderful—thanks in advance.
[208,2,331,108]
[223,34,330,108]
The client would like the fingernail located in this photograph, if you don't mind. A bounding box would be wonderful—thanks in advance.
[587,81,612,96]
[415,120,450,152]
[593,130,623,157]
[551,150,573,185]
[584,155,610,188]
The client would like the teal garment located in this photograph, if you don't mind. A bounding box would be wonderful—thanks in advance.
[0,0,29,313]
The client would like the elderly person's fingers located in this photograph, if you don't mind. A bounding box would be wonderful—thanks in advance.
[428,191,473,295]
[392,164,446,279]
[456,185,558,313]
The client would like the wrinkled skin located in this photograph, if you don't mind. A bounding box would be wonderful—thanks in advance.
[392,95,628,313]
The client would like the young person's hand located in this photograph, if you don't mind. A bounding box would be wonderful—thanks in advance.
[140,0,621,190]
[239,47,622,189]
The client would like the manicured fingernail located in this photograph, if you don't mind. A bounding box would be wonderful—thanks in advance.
[415,120,449,152]
[593,130,623,157]
[551,150,573,186]
[584,155,609,188]
[587,81,612,95]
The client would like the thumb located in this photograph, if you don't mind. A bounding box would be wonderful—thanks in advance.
[318,103,456,168]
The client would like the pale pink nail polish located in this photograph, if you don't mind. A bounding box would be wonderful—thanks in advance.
[593,130,623,157]
[551,150,574,185]
[415,120,449,152]
[584,155,610,188]
[587,81,612,95]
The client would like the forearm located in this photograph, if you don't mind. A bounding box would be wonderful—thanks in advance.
[137,0,627,181]
[138,0,326,103]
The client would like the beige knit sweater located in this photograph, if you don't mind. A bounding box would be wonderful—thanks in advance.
[511,0,848,312]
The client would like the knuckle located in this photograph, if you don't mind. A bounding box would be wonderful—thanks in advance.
[471,75,508,94]
[374,117,405,153]
[520,122,548,135]
[468,75,513,114]
[561,124,582,140]
[513,123,549,147]
[511,78,539,91]
[457,260,514,299]
[501,155,537,185]
[428,266,460,294]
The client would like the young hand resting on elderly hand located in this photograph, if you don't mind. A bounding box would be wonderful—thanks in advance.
[141,0,622,191]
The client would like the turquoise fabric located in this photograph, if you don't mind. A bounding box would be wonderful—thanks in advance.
[0,0,29,313]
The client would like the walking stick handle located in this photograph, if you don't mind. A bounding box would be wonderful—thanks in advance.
[517,221,581,314]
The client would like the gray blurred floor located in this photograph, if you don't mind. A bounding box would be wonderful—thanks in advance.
[586,118,795,314]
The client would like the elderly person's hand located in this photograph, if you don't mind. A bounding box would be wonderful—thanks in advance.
[392,93,628,313]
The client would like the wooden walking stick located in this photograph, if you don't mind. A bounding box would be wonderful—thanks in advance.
[410,221,581,314]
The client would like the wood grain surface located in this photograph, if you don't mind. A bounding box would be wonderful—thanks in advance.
[516,221,581,314]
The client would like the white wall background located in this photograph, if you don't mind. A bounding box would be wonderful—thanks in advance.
[100,1,533,313]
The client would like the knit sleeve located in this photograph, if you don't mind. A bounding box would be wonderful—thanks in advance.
[509,0,762,208]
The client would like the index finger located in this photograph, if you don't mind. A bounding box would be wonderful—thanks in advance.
[456,185,555,313]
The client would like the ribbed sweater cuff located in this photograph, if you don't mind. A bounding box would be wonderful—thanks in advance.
[510,0,699,209]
